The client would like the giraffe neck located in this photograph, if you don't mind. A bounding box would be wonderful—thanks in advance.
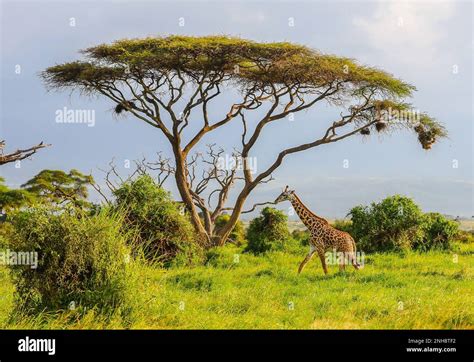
[290,194,328,230]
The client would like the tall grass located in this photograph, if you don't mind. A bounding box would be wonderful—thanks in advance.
[0,242,472,329]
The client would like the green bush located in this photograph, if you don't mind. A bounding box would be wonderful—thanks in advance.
[0,176,37,211]
[113,175,202,267]
[332,219,353,234]
[0,231,7,249]
[245,207,295,253]
[416,213,459,251]
[291,229,310,246]
[348,195,459,253]
[349,195,425,252]
[7,206,132,314]
[456,230,474,244]
[214,214,246,245]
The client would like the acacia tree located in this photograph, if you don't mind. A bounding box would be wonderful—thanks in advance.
[0,169,92,212]
[22,169,93,207]
[42,36,446,245]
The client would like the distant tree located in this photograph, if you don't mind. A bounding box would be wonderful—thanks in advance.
[21,169,93,207]
[0,177,36,211]
[0,140,49,166]
[42,35,446,245]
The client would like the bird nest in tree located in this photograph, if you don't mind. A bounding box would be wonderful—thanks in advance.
[414,124,437,150]
[114,101,135,114]
[375,121,387,132]
[417,132,436,150]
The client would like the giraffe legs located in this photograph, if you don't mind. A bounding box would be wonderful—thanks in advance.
[297,246,316,274]
[298,244,329,275]
[338,249,360,272]
[338,249,347,272]
[317,249,328,275]
[339,259,346,272]
[350,252,361,270]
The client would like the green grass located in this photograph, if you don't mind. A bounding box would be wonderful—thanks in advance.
[1,243,473,329]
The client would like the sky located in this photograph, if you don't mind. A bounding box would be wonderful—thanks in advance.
[0,0,472,218]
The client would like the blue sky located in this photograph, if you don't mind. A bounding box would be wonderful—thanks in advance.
[0,0,472,218]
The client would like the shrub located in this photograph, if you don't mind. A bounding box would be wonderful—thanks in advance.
[415,213,459,251]
[245,207,294,253]
[7,206,132,314]
[214,214,246,245]
[291,229,310,246]
[456,230,474,244]
[349,195,425,252]
[112,175,202,267]
[0,231,7,249]
[348,196,460,253]
[332,219,353,234]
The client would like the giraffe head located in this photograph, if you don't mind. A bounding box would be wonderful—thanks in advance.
[274,185,295,203]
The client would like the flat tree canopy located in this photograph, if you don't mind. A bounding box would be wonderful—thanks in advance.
[42,36,446,245]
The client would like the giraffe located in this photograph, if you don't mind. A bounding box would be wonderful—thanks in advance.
[275,186,361,275]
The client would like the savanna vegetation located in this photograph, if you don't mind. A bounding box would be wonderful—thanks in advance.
[0,173,472,329]
[0,230,472,329]
[0,36,471,330]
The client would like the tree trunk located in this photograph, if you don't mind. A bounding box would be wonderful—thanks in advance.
[202,209,214,240]
[173,146,209,243]
[215,186,251,246]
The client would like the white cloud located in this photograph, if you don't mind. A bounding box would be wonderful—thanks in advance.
[353,1,456,67]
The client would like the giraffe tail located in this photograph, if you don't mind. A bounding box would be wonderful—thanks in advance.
[351,238,361,270]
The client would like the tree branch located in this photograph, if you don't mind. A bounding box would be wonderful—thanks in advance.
[0,140,50,165]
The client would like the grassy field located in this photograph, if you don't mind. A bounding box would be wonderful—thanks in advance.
[458,219,474,232]
[1,242,473,330]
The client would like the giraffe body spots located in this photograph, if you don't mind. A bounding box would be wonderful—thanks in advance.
[289,194,359,274]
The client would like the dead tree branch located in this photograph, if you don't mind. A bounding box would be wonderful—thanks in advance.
[0,140,50,165]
